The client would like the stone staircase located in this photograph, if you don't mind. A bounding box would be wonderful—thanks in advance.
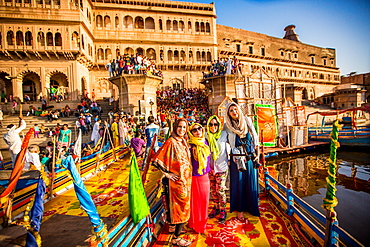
[0,100,115,150]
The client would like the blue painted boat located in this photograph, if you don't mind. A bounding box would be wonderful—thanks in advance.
[308,126,370,146]
[307,106,370,146]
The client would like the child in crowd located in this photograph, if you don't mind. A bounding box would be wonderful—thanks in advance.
[40,124,47,134]
[48,128,54,137]
[34,123,40,138]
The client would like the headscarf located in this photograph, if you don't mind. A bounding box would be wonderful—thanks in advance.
[188,123,211,175]
[225,102,248,138]
[206,115,222,160]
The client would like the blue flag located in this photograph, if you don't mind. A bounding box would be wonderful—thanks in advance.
[25,178,46,247]
[62,156,107,242]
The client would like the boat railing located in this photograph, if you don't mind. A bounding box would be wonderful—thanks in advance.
[261,168,364,247]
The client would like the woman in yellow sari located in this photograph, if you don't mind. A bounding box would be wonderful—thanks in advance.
[152,118,192,247]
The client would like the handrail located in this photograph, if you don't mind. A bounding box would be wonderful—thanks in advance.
[262,169,363,247]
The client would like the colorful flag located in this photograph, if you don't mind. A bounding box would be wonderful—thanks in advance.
[61,155,107,243]
[0,128,34,201]
[25,178,46,247]
[255,104,278,147]
[128,153,150,224]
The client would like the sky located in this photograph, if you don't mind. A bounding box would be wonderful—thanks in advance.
[176,0,370,76]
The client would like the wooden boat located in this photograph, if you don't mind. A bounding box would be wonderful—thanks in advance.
[1,149,364,246]
[308,126,370,146]
[0,143,129,226]
[0,133,364,247]
[307,106,370,146]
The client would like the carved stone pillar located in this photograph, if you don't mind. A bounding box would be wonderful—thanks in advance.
[110,74,162,117]
[12,78,23,102]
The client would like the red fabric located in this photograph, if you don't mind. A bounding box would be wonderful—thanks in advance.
[188,174,210,233]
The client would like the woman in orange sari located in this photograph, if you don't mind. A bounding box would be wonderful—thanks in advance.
[152,118,192,247]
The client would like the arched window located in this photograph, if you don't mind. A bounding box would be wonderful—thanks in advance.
[135,16,144,29]
[37,31,44,46]
[174,50,179,62]
[81,34,84,49]
[180,50,186,61]
[105,48,112,61]
[146,48,156,61]
[71,31,79,48]
[88,44,92,56]
[167,50,173,61]
[179,21,185,31]
[145,17,155,29]
[206,51,211,61]
[189,50,193,63]
[96,15,103,28]
[97,48,104,60]
[104,15,111,28]
[200,22,205,32]
[55,33,62,46]
[173,20,178,31]
[136,47,144,56]
[46,32,53,46]
[16,31,23,46]
[166,20,171,30]
[196,51,201,61]
[124,47,134,56]
[7,30,14,45]
[159,19,163,31]
[195,22,200,32]
[188,21,192,31]
[115,16,119,29]
[206,22,210,33]
[25,31,33,46]
[123,16,133,28]
[201,51,206,61]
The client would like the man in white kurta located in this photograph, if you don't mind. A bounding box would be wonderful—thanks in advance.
[91,119,101,146]
[3,118,26,166]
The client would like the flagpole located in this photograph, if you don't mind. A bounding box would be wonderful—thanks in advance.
[48,135,56,199]
[95,122,107,172]
[104,123,117,161]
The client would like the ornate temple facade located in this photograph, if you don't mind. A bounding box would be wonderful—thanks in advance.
[0,0,340,103]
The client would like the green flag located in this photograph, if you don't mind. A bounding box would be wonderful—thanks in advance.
[128,153,150,224]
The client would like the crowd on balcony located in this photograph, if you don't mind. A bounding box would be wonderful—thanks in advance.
[106,53,163,77]
[203,56,242,78]
[156,88,211,126]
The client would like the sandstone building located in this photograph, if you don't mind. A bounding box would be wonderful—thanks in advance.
[0,0,340,106]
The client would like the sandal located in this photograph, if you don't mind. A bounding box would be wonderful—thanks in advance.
[237,212,245,221]
[172,237,192,247]
[219,210,227,224]
[208,207,220,219]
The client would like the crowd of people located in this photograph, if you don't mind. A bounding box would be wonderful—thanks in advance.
[1,87,262,247]
[106,53,163,77]
[156,88,211,126]
[203,56,242,78]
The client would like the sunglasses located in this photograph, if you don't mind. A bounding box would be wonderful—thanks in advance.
[209,123,219,127]
[191,126,203,133]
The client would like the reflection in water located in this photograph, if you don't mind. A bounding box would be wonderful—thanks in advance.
[266,153,370,198]
[265,152,370,245]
